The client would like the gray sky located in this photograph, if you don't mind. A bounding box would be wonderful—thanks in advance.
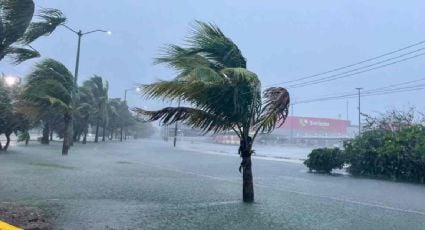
[1,0,425,125]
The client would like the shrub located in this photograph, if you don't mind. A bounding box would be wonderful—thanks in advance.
[304,148,345,173]
[344,125,425,183]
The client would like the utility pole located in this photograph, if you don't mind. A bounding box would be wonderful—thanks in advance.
[61,24,110,149]
[356,88,363,135]
[173,99,181,147]
[290,104,294,143]
[121,87,137,142]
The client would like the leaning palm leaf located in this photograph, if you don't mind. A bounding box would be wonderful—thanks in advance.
[3,46,40,64]
[188,21,246,68]
[0,0,35,47]
[254,87,290,136]
[19,8,66,45]
[133,107,232,133]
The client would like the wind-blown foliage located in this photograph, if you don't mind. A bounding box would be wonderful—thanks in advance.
[22,58,74,154]
[0,1,66,64]
[135,21,290,202]
[81,76,108,142]
[0,77,33,150]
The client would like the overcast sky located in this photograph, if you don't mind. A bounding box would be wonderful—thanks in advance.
[1,0,425,125]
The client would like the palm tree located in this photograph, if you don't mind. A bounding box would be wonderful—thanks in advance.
[107,98,121,140]
[74,85,96,144]
[0,0,66,64]
[22,58,74,155]
[134,22,290,202]
[83,76,108,143]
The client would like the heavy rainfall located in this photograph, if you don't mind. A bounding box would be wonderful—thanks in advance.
[0,1,424,229]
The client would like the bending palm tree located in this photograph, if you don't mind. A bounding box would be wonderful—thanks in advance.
[0,0,66,64]
[134,22,290,202]
[82,76,108,143]
[22,58,74,155]
[74,85,96,144]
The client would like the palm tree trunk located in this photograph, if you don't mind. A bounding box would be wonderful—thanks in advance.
[25,135,29,145]
[62,113,72,155]
[42,123,50,144]
[120,127,123,142]
[94,120,100,143]
[4,132,11,151]
[240,136,254,203]
[102,121,106,142]
[49,130,53,141]
[82,131,87,144]
[241,155,254,202]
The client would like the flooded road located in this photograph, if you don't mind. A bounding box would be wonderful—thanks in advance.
[0,139,424,229]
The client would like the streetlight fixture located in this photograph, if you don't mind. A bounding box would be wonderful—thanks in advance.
[124,86,141,102]
[61,24,111,85]
[60,24,111,146]
[2,75,21,87]
[121,86,142,141]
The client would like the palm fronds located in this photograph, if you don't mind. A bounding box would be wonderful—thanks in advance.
[20,8,66,45]
[3,46,40,64]
[136,21,289,144]
[22,58,74,111]
[188,21,246,68]
[133,106,232,133]
[0,1,65,64]
[255,87,290,133]
[0,0,35,47]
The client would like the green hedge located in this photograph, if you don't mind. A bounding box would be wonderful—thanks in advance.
[344,125,425,183]
[304,125,425,183]
[304,148,345,173]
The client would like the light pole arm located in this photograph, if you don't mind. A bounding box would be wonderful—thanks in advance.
[61,24,79,34]
[83,30,109,35]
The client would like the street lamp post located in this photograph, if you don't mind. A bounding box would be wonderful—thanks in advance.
[62,25,111,85]
[121,87,141,141]
[61,25,111,146]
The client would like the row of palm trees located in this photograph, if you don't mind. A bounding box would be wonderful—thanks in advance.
[20,59,136,154]
[0,1,139,154]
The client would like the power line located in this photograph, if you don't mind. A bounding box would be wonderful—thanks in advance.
[295,77,425,102]
[286,51,425,88]
[265,39,425,86]
[293,83,425,105]
[157,39,425,104]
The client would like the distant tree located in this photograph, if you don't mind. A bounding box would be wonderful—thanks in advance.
[74,85,96,144]
[22,58,74,155]
[107,98,122,140]
[134,22,290,202]
[0,79,32,150]
[130,117,156,139]
[0,0,66,64]
[0,80,13,150]
[82,76,108,143]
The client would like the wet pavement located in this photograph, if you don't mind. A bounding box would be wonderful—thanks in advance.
[0,139,424,229]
